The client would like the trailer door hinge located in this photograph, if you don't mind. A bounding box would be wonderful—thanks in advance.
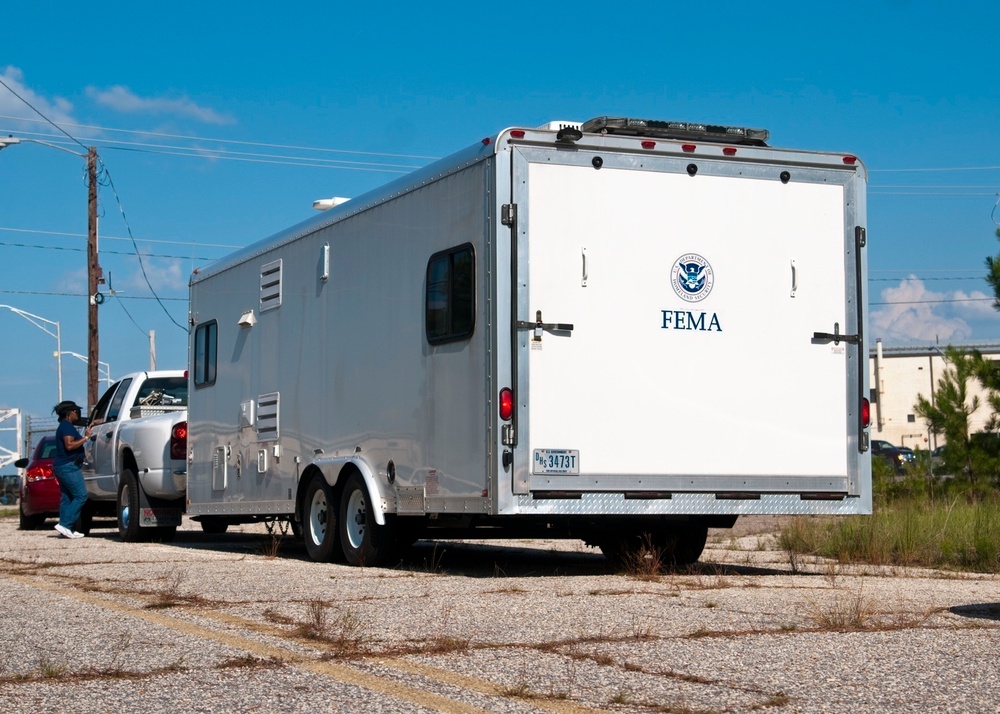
[501,203,517,226]
[812,322,859,345]
[517,310,574,341]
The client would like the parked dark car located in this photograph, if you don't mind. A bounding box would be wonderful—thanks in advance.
[14,436,60,530]
[895,446,916,463]
[871,439,908,473]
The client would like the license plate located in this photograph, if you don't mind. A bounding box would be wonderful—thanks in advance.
[533,449,580,475]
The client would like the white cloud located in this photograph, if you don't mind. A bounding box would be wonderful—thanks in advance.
[116,258,189,295]
[86,85,234,125]
[870,275,982,344]
[0,66,76,128]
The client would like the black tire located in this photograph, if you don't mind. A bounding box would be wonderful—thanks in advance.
[652,524,709,567]
[117,468,143,542]
[200,518,229,534]
[598,524,709,570]
[302,474,340,562]
[19,501,45,531]
[338,472,397,567]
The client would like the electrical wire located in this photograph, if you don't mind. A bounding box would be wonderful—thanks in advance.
[99,162,187,331]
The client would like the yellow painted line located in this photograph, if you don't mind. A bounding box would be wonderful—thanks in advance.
[379,657,611,714]
[191,608,610,713]
[7,573,489,714]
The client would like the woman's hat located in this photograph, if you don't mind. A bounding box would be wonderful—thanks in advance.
[53,400,83,418]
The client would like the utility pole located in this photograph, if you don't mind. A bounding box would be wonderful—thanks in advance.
[87,147,100,410]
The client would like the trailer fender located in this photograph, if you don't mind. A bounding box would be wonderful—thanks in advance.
[310,456,386,526]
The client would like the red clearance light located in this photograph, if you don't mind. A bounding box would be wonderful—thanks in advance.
[641,140,655,149]
[843,155,858,165]
[482,137,492,146]
[510,130,525,138]
[681,144,696,152]
[861,399,871,428]
[499,388,514,421]
[722,147,737,156]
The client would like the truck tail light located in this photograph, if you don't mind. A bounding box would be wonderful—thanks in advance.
[861,398,871,428]
[171,421,188,460]
[499,388,514,421]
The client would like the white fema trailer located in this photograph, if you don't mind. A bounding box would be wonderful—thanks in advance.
[186,116,872,567]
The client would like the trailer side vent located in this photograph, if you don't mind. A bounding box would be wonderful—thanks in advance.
[257,392,280,441]
[260,259,282,312]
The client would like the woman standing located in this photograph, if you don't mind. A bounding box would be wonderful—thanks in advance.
[52,400,92,539]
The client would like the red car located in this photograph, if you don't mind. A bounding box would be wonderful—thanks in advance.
[15,436,61,530]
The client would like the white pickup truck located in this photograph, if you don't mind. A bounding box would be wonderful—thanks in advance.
[82,370,187,541]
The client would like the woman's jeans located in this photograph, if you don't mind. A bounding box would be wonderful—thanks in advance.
[53,461,87,530]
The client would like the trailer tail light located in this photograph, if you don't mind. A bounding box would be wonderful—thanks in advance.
[171,422,188,461]
[499,388,514,421]
[26,465,54,482]
[861,398,871,428]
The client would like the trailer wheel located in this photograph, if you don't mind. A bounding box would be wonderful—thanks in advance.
[598,524,709,570]
[117,468,143,542]
[199,517,229,534]
[339,472,396,567]
[303,475,340,562]
[653,524,709,567]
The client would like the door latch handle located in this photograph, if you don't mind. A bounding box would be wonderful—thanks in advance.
[813,322,859,345]
[516,310,574,341]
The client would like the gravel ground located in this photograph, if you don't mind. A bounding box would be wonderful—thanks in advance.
[0,515,997,713]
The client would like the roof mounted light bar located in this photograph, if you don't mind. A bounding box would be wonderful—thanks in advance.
[580,116,769,146]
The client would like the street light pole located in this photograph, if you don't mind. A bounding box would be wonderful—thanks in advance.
[0,136,101,409]
[57,351,112,390]
[0,304,62,403]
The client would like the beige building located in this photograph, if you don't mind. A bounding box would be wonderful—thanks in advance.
[869,341,1000,452]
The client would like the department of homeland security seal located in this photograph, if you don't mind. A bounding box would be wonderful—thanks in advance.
[670,253,714,302]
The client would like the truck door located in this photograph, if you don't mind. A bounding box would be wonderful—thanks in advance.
[510,147,864,497]
[84,376,132,497]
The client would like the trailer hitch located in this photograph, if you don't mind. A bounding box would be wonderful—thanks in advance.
[517,310,574,341]
[812,322,859,346]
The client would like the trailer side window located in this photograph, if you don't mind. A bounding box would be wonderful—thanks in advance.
[426,244,475,345]
[194,320,218,388]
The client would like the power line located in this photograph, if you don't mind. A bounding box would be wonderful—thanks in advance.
[0,225,240,249]
[0,288,184,300]
[0,114,441,161]
[0,240,217,261]
[0,80,87,151]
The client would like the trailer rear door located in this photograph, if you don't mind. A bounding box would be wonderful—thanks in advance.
[510,147,865,496]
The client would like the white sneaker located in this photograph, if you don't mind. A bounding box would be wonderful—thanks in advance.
[54,524,84,539]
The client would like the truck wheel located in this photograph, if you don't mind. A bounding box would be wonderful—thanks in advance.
[117,469,143,542]
[338,472,396,567]
[302,474,340,562]
[19,501,45,530]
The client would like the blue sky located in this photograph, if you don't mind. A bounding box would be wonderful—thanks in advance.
[1,0,999,434]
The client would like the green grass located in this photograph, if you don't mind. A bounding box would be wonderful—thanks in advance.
[781,468,1000,573]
